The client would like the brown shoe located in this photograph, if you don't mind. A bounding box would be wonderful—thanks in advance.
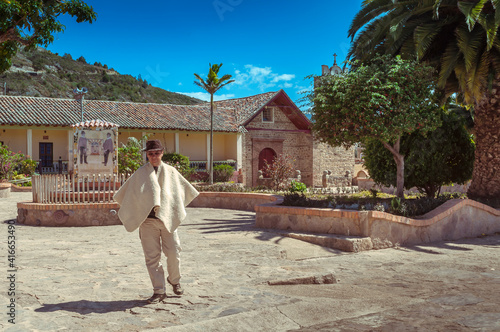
[168,279,184,295]
[147,293,166,303]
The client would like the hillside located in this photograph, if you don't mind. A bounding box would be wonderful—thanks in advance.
[0,48,203,105]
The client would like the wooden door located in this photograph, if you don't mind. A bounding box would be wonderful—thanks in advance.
[39,142,53,167]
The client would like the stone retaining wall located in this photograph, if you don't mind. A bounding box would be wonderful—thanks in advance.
[189,192,280,211]
[255,199,500,249]
[17,202,121,227]
[0,182,11,198]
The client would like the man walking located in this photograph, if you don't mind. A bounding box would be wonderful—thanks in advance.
[114,140,199,303]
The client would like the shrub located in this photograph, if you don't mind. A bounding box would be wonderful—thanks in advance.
[162,152,194,179]
[194,182,248,192]
[191,171,209,183]
[289,180,306,193]
[118,136,147,174]
[282,193,329,208]
[16,158,37,176]
[263,153,295,191]
[0,144,25,181]
[281,192,457,217]
[213,164,234,182]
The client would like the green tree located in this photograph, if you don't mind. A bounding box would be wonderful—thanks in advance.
[77,56,86,64]
[347,0,500,199]
[194,63,234,184]
[0,0,97,73]
[363,108,475,197]
[311,55,440,197]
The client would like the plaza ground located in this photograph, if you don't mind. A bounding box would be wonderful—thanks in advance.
[1,192,499,331]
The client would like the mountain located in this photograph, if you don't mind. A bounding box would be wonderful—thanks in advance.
[0,47,204,105]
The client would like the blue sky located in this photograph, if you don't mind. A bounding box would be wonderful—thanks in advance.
[47,0,363,104]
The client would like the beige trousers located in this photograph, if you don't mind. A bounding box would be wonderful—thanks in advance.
[139,218,181,295]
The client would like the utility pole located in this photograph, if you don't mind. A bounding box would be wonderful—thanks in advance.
[73,87,88,122]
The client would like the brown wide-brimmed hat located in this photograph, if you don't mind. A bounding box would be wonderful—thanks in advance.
[143,139,164,152]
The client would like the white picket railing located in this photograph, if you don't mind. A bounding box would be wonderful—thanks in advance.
[31,174,130,204]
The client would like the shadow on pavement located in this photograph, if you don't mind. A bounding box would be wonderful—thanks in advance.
[35,299,148,314]
[404,234,500,254]
[183,213,256,234]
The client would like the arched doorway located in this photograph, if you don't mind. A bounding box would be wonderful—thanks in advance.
[258,148,276,177]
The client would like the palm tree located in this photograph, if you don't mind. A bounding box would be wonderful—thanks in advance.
[348,0,500,200]
[194,63,234,184]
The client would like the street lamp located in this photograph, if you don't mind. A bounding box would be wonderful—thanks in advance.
[73,87,88,122]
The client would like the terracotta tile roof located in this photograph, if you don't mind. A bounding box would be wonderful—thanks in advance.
[0,90,306,132]
[213,91,280,123]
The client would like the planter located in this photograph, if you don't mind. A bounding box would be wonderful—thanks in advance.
[255,199,500,250]
[17,201,121,227]
[11,184,32,192]
[0,182,11,198]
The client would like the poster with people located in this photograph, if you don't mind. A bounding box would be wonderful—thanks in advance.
[73,127,118,177]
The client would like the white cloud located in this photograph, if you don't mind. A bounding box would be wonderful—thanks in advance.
[271,74,295,83]
[178,92,235,102]
[178,82,182,86]
[233,65,296,91]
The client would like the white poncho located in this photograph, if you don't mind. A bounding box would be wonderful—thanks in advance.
[113,162,199,233]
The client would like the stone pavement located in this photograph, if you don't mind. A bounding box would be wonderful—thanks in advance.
[1,191,500,331]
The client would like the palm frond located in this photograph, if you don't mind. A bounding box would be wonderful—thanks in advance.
[492,0,500,26]
[433,0,443,19]
[457,0,488,31]
[464,50,488,99]
[348,0,395,39]
[456,24,485,72]
[477,12,498,50]
[438,41,461,88]
[414,22,441,59]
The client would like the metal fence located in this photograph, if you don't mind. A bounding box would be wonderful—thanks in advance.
[189,160,237,172]
[31,174,130,204]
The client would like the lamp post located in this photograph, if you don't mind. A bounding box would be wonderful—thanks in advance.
[73,87,88,122]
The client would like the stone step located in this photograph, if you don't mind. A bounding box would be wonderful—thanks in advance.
[272,230,373,252]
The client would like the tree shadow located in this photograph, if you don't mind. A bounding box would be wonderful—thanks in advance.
[402,235,500,254]
[182,213,256,234]
[34,299,150,314]
[182,213,346,255]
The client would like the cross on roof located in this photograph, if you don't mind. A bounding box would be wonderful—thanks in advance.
[333,53,337,65]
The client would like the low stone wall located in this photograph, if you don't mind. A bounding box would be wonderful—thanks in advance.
[11,184,32,192]
[0,182,11,198]
[15,192,279,227]
[255,199,500,250]
[17,202,121,227]
[189,192,280,211]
